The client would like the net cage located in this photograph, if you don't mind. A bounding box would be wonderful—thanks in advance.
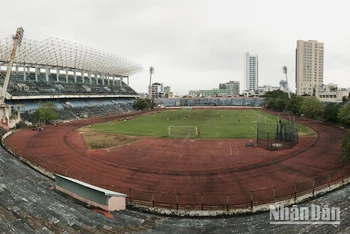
[257,118,298,151]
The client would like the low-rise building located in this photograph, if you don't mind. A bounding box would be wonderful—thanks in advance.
[189,81,240,97]
[257,85,280,96]
[316,83,349,102]
[219,81,240,96]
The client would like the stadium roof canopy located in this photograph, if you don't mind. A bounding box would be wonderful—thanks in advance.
[0,37,142,77]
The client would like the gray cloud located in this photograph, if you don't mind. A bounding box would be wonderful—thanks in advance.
[1,0,350,95]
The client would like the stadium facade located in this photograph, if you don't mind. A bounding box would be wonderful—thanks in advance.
[0,33,266,128]
[0,36,143,126]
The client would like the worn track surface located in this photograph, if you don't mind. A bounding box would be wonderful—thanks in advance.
[5,109,346,207]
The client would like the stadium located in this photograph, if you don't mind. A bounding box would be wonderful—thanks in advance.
[0,30,349,232]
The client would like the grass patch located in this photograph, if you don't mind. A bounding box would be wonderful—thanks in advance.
[80,130,140,150]
[297,125,316,137]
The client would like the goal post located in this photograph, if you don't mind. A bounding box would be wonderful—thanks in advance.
[168,126,198,138]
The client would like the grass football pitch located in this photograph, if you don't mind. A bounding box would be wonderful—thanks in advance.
[90,109,312,139]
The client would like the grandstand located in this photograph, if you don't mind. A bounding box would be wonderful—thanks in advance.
[155,97,266,107]
[0,33,268,126]
[0,35,142,125]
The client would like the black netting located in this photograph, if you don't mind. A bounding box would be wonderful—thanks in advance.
[257,120,298,151]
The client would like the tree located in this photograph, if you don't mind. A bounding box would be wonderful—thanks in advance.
[299,96,323,119]
[32,101,59,124]
[323,103,340,124]
[338,104,350,127]
[342,96,348,103]
[133,99,148,110]
[263,89,289,99]
[286,95,304,114]
[341,131,350,160]
[266,98,276,110]
[133,98,157,110]
[264,90,289,111]
[274,98,288,111]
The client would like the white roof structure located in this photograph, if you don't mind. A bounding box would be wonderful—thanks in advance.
[0,36,142,77]
[55,174,127,197]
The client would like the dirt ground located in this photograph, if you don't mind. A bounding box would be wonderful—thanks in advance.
[79,126,140,150]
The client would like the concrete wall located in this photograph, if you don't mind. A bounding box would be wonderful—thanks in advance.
[108,196,126,211]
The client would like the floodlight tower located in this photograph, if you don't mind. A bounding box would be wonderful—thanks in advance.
[148,66,154,99]
[0,27,24,104]
[282,66,290,98]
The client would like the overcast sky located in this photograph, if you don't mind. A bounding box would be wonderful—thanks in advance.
[1,0,350,95]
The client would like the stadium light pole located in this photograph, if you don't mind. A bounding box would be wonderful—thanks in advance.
[282,66,290,98]
[1,27,24,104]
[148,66,154,99]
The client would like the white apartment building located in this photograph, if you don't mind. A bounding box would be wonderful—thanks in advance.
[244,53,258,92]
[257,85,280,96]
[295,40,324,95]
[151,82,164,98]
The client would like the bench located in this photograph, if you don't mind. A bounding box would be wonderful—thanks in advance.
[245,142,255,147]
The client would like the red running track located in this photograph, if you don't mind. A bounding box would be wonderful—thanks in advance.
[5,109,347,209]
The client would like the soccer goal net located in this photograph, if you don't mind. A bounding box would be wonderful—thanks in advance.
[168,126,198,138]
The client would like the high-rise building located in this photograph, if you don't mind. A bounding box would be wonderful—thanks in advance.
[244,53,258,92]
[295,40,324,95]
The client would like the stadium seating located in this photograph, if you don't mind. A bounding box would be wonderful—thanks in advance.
[155,97,266,107]
[0,72,138,97]
[0,71,267,124]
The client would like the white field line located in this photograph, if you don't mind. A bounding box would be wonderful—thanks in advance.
[250,126,257,134]
[150,131,161,136]
[137,140,156,151]
[229,142,233,155]
[235,141,239,156]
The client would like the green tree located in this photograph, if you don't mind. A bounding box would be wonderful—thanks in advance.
[133,98,157,110]
[338,104,350,127]
[342,96,348,103]
[299,96,323,119]
[133,99,148,110]
[341,131,350,160]
[323,103,340,124]
[264,90,290,111]
[263,89,289,99]
[266,98,276,110]
[274,98,288,111]
[32,101,59,124]
[286,95,304,114]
